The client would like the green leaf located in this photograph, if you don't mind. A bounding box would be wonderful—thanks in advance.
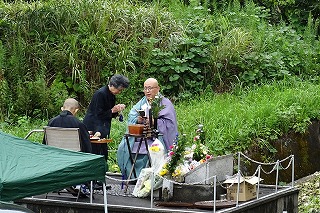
[169,74,180,81]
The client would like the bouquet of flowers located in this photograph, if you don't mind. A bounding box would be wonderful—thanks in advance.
[132,139,166,197]
[192,124,207,161]
[158,134,188,181]
[166,134,187,175]
[159,125,213,182]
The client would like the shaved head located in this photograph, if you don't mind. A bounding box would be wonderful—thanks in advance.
[144,78,160,100]
[62,98,79,114]
[144,78,158,86]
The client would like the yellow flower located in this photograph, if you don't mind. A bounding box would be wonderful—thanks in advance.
[172,169,181,177]
[143,180,151,191]
[200,159,206,163]
[159,168,168,176]
[150,146,160,152]
[111,164,120,172]
[184,150,191,155]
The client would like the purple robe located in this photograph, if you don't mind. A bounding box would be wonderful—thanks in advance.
[117,95,178,179]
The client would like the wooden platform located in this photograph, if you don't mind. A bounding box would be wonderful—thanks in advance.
[16,175,299,213]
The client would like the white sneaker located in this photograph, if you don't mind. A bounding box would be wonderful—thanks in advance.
[80,184,90,195]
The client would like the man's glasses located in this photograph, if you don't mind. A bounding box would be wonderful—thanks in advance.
[143,87,156,92]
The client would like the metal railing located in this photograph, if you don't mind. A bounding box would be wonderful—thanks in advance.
[104,152,295,213]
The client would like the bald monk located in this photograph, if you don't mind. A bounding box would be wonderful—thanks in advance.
[117,78,178,179]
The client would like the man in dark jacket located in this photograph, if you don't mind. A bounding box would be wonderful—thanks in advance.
[45,98,92,153]
[83,74,129,160]
[44,98,93,196]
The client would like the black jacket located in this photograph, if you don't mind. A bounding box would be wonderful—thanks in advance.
[46,110,92,153]
[83,86,118,138]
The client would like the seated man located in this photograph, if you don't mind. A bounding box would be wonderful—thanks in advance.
[44,98,92,196]
[44,98,92,153]
[117,78,178,179]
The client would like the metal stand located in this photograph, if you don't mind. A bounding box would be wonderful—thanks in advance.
[125,133,152,180]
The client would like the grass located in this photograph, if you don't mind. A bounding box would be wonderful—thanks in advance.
[175,79,320,155]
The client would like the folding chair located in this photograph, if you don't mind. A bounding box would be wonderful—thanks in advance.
[43,126,94,202]
[43,126,81,151]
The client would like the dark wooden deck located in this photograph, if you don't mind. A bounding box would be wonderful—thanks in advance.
[16,175,299,213]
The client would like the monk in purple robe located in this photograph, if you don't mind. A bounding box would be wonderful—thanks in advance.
[117,78,178,179]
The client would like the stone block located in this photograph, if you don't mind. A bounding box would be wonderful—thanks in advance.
[184,154,234,184]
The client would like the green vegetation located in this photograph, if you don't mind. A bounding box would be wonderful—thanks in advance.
[1,0,320,209]
[297,172,320,212]
[2,78,320,174]
[1,0,320,121]
[176,79,320,154]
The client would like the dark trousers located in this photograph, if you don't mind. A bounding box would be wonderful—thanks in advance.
[92,143,108,161]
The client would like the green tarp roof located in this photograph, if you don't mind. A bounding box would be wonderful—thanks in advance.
[0,131,107,202]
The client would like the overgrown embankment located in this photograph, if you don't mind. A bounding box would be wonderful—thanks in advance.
[1,0,320,122]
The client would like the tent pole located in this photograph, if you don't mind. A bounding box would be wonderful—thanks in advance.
[104,176,108,213]
[90,180,93,203]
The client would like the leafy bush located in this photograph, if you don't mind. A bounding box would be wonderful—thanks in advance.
[0,41,11,121]
[148,35,212,99]
[1,0,320,124]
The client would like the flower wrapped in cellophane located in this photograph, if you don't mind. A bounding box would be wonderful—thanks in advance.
[132,139,166,197]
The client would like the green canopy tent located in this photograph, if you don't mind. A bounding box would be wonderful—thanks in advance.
[0,131,107,202]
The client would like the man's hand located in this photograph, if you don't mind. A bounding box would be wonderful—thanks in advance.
[137,116,144,124]
[137,116,149,125]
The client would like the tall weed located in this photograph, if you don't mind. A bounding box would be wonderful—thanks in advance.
[0,0,183,120]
